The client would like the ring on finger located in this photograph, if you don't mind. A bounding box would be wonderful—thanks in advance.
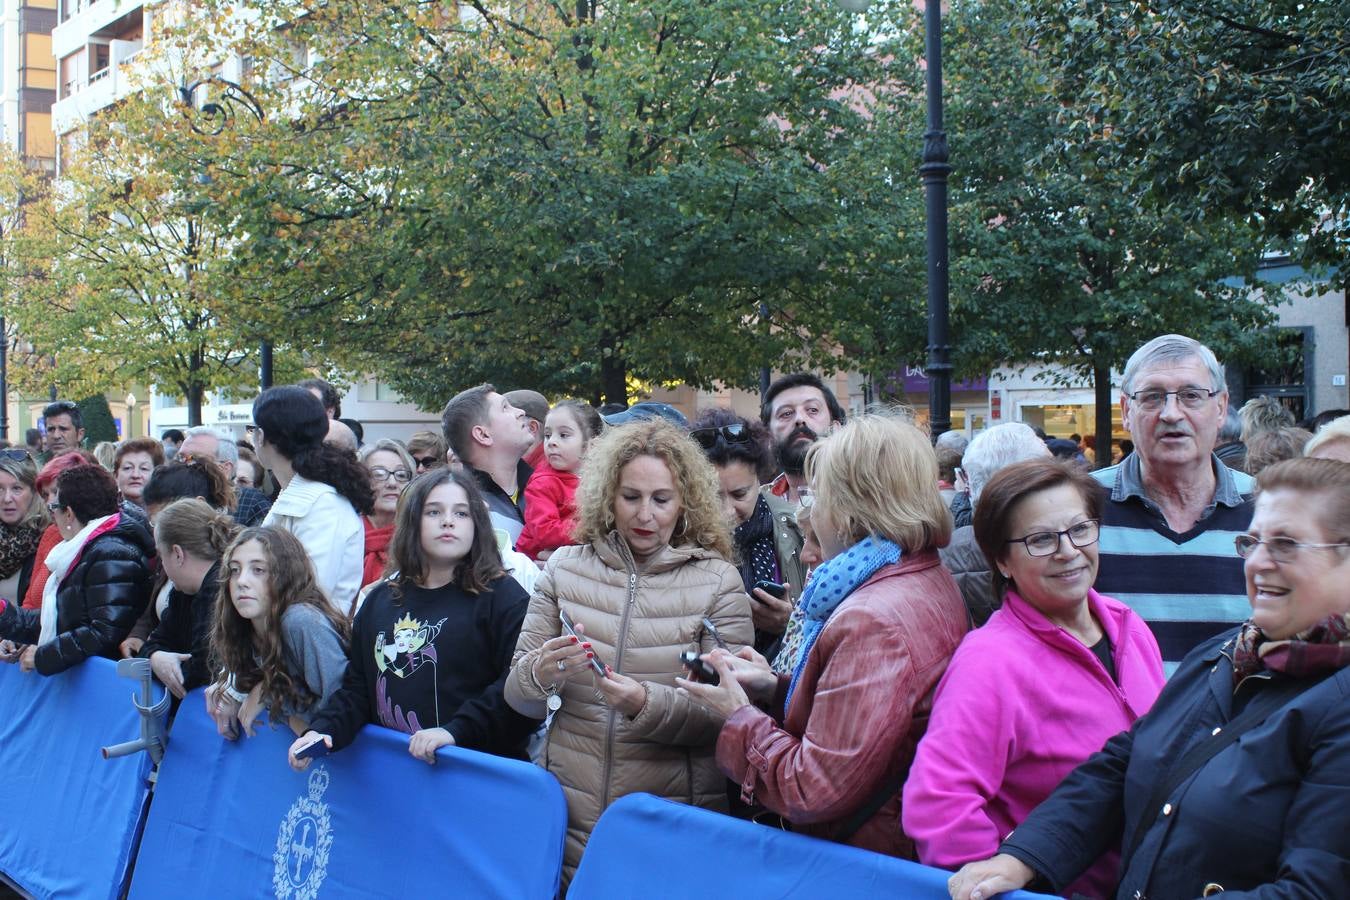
[556,659,567,671]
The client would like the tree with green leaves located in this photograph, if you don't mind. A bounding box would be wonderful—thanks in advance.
[172,0,928,406]
[2,95,296,425]
[937,1,1282,457]
[1022,0,1349,268]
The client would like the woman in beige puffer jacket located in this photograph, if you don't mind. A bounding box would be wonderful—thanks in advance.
[505,419,753,882]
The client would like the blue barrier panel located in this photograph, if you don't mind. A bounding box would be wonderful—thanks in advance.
[130,693,567,900]
[569,793,1060,900]
[0,656,160,900]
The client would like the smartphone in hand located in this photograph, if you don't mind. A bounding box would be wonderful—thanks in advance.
[679,650,721,686]
[753,579,788,600]
[559,610,607,676]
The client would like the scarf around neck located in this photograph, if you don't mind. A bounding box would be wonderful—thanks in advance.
[39,513,118,646]
[785,535,902,710]
[0,521,41,580]
[734,495,778,593]
[1231,612,1350,686]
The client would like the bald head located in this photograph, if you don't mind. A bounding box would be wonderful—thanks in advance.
[325,418,358,452]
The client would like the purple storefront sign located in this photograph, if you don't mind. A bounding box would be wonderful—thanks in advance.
[888,366,988,394]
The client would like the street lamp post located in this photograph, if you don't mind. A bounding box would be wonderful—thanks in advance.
[177,76,272,393]
[837,0,952,440]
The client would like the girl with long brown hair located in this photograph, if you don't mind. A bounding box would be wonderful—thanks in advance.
[289,468,538,768]
[205,526,349,739]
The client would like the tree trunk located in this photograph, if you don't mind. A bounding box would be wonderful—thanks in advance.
[1093,361,1114,470]
[600,354,627,408]
[187,383,204,427]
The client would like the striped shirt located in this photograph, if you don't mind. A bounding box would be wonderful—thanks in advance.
[1091,454,1254,675]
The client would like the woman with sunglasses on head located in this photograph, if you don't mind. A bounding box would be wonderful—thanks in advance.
[358,439,417,590]
[252,386,372,618]
[949,456,1350,900]
[0,450,48,608]
[690,409,805,667]
[903,460,1164,899]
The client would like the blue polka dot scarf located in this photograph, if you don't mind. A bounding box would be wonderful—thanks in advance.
[785,535,902,711]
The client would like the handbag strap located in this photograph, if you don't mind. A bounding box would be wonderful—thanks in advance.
[834,769,904,844]
[1124,673,1328,857]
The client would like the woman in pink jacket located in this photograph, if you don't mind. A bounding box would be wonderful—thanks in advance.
[903,460,1164,900]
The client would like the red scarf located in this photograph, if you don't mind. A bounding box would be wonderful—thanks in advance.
[1232,613,1350,686]
[362,517,396,588]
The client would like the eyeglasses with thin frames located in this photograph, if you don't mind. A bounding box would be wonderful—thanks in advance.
[1006,520,1101,557]
[1126,388,1220,412]
[1234,534,1350,565]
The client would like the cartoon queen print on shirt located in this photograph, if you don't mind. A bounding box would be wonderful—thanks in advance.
[373,613,448,733]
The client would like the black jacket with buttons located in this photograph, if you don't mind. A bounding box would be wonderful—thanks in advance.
[999,626,1350,898]
[0,512,154,675]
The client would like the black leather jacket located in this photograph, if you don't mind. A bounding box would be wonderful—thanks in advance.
[0,512,154,675]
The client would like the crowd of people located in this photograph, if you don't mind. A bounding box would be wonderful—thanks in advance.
[2,331,1349,897]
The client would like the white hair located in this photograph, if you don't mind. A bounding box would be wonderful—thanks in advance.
[963,423,1052,505]
[1120,334,1226,396]
[1305,415,1350,459]
[184,426,238,464]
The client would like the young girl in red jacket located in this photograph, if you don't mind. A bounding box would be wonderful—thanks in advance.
[515,401,603,562]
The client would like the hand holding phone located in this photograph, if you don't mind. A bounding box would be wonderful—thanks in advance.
[560,610,607,676]
[679,650,721,686]
[295,737,330,760]
[753,579,788,600]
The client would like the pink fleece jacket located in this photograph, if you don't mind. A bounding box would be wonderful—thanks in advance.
[902,588,1164,899]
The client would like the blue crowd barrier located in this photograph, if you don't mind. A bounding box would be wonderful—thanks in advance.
[0,656,162,900]
[130,693,568,899]
[570,793,1059,899]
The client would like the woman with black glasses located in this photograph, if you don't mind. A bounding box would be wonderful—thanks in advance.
[357,439,416,590]
[905,459,1165,898]
[690,409,804,667]
[949,456,1350,899]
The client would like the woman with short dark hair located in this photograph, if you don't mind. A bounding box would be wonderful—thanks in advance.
[0,465,153,674]
[950,457,1350,899]
[905,460,1163,899]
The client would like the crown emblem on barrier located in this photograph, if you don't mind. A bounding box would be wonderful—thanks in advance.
[273,764,333,900]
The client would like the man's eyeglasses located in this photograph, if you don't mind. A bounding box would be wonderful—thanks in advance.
[1234,534,1350,564]
[368,466,412,484]
[0,449,32,462]
[1007,520,1100,557]
[244,424,261,437]
[46,501,63,513]
[691,424,750,450]
[1126,388,1220,412]
[413,456,439,470]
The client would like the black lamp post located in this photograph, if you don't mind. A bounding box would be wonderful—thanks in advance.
[177,76,273,393]
[838,0,951,440]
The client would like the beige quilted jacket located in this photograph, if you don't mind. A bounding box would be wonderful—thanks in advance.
[505,533,754,880]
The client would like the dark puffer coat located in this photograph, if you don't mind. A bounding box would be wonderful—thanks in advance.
[0,513,154,675]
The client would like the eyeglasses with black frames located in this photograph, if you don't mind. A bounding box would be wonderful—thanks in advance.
[1006,520,1101,557]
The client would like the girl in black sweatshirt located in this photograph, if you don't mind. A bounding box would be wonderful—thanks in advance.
[289,469,539,767]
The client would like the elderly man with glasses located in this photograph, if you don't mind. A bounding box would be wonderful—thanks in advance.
[178,426,272,526]
[1091,334,1255,674]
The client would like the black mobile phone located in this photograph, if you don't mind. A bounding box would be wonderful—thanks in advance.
[295,738,329,760]
[559,610,607,676]
[753,579,787,600]
[679,650,721,686]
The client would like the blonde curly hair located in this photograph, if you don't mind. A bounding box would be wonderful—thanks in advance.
[574,419,733,560]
